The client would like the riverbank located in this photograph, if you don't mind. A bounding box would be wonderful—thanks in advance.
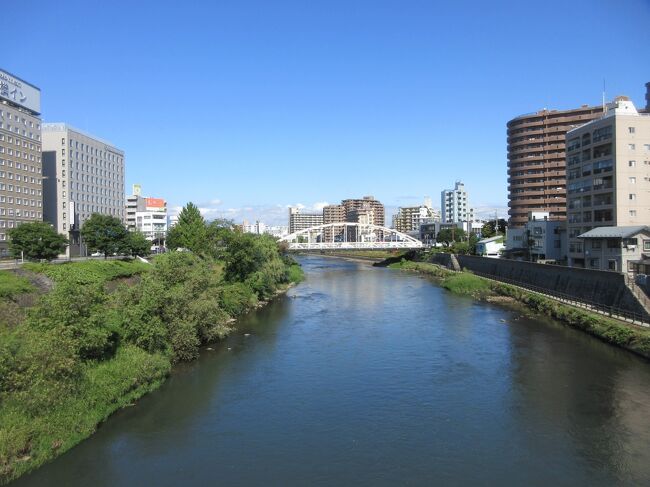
[0,247,303,484]
[389,260,650,359]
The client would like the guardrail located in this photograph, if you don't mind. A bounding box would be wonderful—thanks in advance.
[467,269,650,328]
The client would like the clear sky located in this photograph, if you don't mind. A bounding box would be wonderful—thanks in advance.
[5,0,650,225]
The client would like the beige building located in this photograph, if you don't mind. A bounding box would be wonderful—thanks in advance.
[393,203,439,233]
[566,97,650,269]
[341,196,385,227]
[42,124,125,256]
[323,204,346,242]
[0,69,43,257]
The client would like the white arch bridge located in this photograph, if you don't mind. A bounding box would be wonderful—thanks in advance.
[279,222,424,251]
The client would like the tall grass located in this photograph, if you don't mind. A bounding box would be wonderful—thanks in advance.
[0,272,34,299]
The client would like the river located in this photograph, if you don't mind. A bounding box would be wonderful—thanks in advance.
[12,256,650,486]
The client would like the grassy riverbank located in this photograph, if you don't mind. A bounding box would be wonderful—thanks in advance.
[0,237,303,483]
[389,259,650,358]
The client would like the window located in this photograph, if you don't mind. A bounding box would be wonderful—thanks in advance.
[629,160,636,167]
[590,258,600,268]
[629,144,636,150]
[629,127,636,134]
[592,240,602,250]
[644,240,650,251]
[630,210,637,217]
[630,194,636,200]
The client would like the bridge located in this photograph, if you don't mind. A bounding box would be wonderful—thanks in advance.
[279,222,424,251]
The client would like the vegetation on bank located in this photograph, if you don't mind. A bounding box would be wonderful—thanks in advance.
[0,272,35,299]
[0,205,304,484]
[388,258,650,358]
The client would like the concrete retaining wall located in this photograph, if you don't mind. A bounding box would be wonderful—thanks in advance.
[430,253,648,318]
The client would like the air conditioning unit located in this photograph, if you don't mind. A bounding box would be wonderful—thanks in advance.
[627,245,637,251]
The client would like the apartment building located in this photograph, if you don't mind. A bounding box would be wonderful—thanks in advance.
[322,204,346,242]
[341,196,385,227]
[507,105,603,227]
[566,97,650,269]
[441,181,473,223]
[0,69,43,257]
[42,124,125,255]
[288,207,323,234]
[392,202,439,234]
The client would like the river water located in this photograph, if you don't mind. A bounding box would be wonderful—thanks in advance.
[12,256,650,486]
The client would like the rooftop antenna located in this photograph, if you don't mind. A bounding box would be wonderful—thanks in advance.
[602,78,607,113]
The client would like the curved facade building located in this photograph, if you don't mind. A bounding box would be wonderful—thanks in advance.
[507,105,603,227]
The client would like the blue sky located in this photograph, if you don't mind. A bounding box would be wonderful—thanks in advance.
[5,0,650,225]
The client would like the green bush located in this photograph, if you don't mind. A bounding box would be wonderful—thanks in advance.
[441,273,491,297]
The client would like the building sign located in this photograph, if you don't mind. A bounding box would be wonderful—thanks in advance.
[145,197,166,209]
[133,184,142,196]
[0,69,41,114]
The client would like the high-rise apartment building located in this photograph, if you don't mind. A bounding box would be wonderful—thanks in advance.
[288,207,323,234]
[322,204,346,241]
[0,69,43,256]
[341,196,385,227]
[441,181,473,223]
[566,97,650,268]
[42,124,125,255]
[507,105,603,227]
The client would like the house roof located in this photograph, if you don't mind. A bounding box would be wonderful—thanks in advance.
[578,226,650,239]
[478,236,504,244]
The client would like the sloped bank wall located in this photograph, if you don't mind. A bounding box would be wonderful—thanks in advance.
[429,253,647,318]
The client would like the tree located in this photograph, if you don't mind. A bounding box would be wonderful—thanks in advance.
[8,222,68,261]
[166,202,207,253]
[81,214,128,258]
[481,219,507,238]
[436,227,466,246]
[204,218,234,259]
[123,231,151,257]
[481,222,496,239]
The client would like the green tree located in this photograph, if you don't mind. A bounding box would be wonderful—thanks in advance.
[166,202,207,253]
[7,222,68,261]
[204,218,234,259]
[436,227,466,246]
[481,222,496,238]
[123,231,151,257]
[81,214,128,258]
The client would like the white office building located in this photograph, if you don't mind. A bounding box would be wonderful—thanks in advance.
[441,181,474,223]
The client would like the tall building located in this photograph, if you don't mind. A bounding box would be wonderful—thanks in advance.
[341,196,385,227]
[441,181,473,223]
[288,207,323,234]
[42,124,125,256]
[322,204,346,242]
[507,105,603,227]
[566,97,650,269]
[0,69,43,257]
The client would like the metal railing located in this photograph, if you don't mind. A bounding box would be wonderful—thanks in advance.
[466,269,650,327]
